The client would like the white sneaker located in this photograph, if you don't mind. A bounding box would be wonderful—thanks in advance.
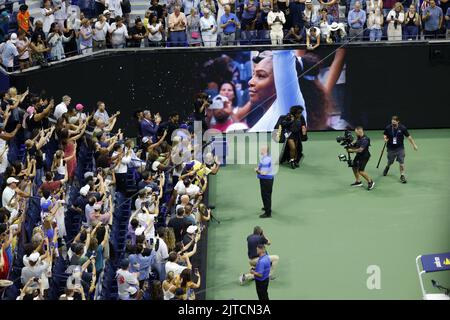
[239,274,246,285]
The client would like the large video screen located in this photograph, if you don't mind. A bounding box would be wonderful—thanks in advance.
[190,48,347,133]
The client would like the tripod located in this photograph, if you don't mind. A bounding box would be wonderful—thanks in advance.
[209,211,221,224]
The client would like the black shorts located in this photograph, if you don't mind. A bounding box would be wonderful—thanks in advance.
[353,155,370,171]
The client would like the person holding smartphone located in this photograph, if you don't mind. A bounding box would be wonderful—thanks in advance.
[200,8,218,47]
[219,4,241,45]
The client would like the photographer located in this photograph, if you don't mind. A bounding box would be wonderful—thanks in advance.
[346,126,375,190]
[193,93,210,133]
[277,105,307,169]
[382,116,418,184]
[239,226,279,285]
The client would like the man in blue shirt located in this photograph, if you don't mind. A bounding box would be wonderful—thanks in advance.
[220,4,240,45]
[255,146,274,218]
[250,244,271,300]
[422,0,443,39]
[347,1,366,41]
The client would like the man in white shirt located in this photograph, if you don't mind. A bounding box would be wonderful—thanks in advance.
[108,16,129,48]
[116,258,139,300]
[20,252,50,290]
[93,100,110,124]
[267,5,286,45]
[165,252,188,276]
[2,177,30,220]
[174,177,201,201]
[112,144,131,193]
[153,227,169,281]
[54,95,71,120]
[0,33,19,72]
[93,12,110,51]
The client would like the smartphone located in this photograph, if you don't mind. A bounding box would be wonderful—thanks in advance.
[194,268,199,274]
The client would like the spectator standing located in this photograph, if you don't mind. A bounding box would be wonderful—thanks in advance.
[404,4,421,40]
[200,0,218,18]
[54,95,71,120]
[30,33,49,67]
[129,18,148,47]
[42,0,57,36]
[183,0,201,17]
[303,0,318,27]
[62,20,78,58]
[79,18,93,54]
[121,0,132,25]
[168,6,188,46]
[116,259,139,300]
[17,4,31,35]
[347,1,366,40]
[95,0,107,16]
[200,8,218,47]
[386,2,404,41]
[267,5,286,44]
[47,23,73,61]
[367,6,383,41]
[1,34,19,72]
[366,0,382,13]
[318,7,334,40]
[93,14,110,51]
[108,16,129,48]
[422,0,443,38]
[220,4,240,45]
[241,0,259,41]
[187,8,202,46]
[276,0,289,15]
[16,31,31,70]
[147,14,164,46]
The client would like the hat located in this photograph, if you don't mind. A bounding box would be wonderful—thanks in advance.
[329,22,340,31]
[186,225,198,234]
[305,0,312,3]
[41,200,52,212]
[93,203,102,210]
[79,185,90,196]
[9,33,18,44]
[75,103,84,111]
[103,9,111,15]
[210,95,229,110]
[84,172,94,179]
[6,177,19,184]
[126,286,138,295]
[184,161,195,170]
[142,136,150,144]
[151,161,161,171]
[29,252,40,262]
[135,226,145,236]
[26,106,36,115]
[1,11,9,18]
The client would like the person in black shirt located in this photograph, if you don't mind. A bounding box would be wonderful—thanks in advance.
[347,126,375,190]
[276,105,307,169]
[128,18,148,47]
[158,112,179,145]
[382,116,418,183]
[239,226,279,285]
[168,207,188,242]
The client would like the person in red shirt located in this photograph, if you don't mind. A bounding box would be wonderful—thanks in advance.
[17,4,31,35]
[39,168,68,195]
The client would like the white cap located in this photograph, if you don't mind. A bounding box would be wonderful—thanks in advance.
[135,226,145,236]
[6,177,19,184]
[103,9,111,15]
[186,225,198,234]
[210,95,229,110]
[29,252,40,262]
[151,161,161,171]
[84,172,94,179]
[127,286,138,295]
[9,33,18,43]
[80,185,90,196]
[142,137,150,144]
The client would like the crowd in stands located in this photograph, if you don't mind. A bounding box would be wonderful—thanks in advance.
[0,0,449,71]
[0,86,220,300]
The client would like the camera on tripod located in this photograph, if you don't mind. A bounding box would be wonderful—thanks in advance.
[336,130,354,167]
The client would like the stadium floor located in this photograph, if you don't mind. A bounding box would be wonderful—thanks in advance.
[205,129,450,300]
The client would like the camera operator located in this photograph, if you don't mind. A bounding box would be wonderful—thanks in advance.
[278,105,307,169]
[346,126,375,190]
[382,116,418,184]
